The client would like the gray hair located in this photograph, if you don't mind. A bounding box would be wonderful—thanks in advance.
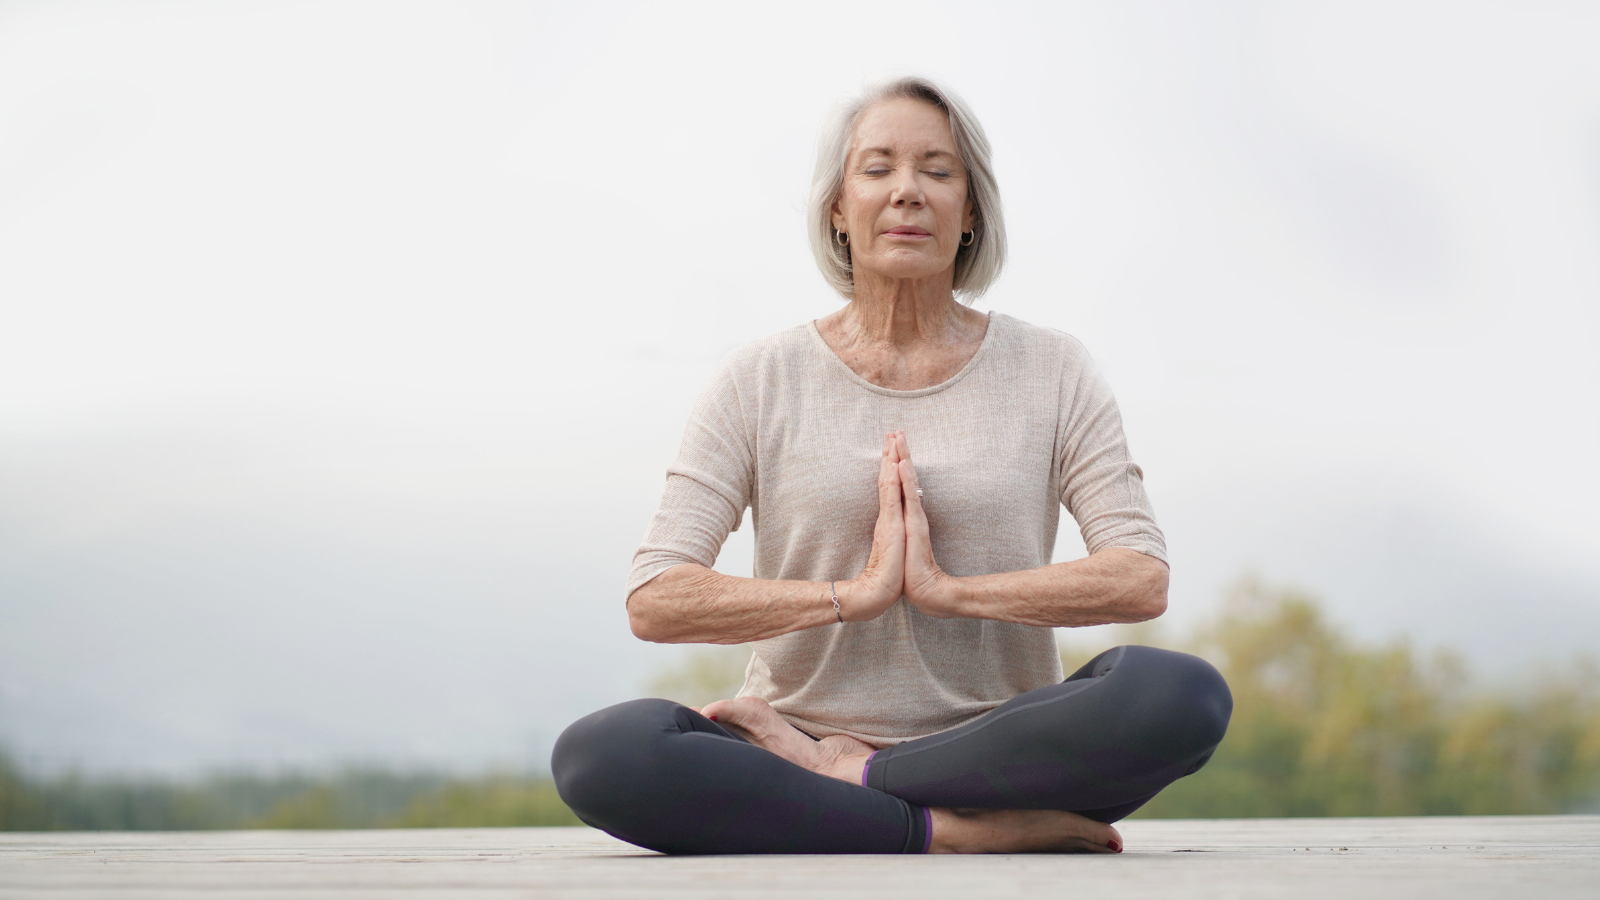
[807,76,1006,302]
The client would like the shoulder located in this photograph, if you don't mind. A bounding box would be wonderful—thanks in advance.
[722,322,815,369]
[706,322,825,390]
[685,323,821,419]
[985,313,1116,421]
[987,312,1095,371]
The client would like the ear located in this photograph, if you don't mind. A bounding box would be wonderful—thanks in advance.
[830,196,847,234]
[963,196,976,233]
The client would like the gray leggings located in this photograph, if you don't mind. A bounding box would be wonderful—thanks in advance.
[552,645,1231,854]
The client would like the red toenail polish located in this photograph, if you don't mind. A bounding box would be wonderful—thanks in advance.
[708,714,718,721]
[1108,839,1122,853]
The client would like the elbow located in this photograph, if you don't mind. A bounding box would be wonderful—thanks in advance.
[625,564,718,644]
[1128,558,1169,622]
[1136,589,1168,622]
[626,586,672,643]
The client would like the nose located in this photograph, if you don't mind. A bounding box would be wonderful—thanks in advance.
[889,167,925,209]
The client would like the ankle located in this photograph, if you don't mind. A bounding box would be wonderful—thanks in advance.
[926,808,975,854]
[925,807,1122,855]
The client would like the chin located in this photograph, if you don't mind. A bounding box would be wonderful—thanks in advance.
[863,254,949,281]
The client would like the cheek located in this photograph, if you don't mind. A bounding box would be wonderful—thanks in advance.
[847,177,900,210]
[938,188,971,223]
[843,187,881,225]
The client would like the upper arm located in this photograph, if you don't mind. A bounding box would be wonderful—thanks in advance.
[625,366,756,600]
[1055,348,1168,564]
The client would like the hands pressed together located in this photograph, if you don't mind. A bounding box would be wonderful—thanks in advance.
[841,431,966,622]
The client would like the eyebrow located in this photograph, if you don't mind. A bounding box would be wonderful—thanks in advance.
[859,148,960,161]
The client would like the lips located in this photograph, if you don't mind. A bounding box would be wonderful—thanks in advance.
[885,226,932,236]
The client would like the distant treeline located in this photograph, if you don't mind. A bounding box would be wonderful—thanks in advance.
[5,578,1598,830]
[0,766,579,831]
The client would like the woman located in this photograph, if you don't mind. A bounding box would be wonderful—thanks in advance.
[553,77,1231,855]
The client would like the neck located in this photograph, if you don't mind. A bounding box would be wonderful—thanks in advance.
[841,269,975,347]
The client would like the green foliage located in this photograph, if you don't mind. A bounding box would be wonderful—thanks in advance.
[244,771,444,829]
[0,755,55,831]
[388,776,581,827]
[0,766,575,832]
[1063,577,1600,818]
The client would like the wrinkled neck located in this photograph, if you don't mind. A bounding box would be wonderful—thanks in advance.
[843,273,971,348]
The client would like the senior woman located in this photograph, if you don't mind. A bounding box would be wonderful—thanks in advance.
[552,77,1231,855]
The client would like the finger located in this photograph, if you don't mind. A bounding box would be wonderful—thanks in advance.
[878,439,900,512]
[882,433,906,522]
[900,459,932,590]
[899,456,924,517]
[888,458,905,527]
[880,454,907,538]
[896,433,914,512]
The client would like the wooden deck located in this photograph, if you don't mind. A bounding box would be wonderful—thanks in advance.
[2,816,1596,899]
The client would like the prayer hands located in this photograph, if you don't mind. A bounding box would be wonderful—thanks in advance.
[843,431,962,621]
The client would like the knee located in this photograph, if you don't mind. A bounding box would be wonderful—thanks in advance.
[1112,646,1233,755]
[1170,650,1232,749]
[551,698,683,825]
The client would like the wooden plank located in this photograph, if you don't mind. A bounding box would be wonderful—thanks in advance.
[1,816,1596,899]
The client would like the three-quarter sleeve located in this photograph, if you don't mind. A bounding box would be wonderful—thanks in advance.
[626,363,756,598]
[1055,351,1168,563]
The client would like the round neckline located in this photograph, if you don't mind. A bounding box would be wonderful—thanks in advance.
[806,311,1000,398]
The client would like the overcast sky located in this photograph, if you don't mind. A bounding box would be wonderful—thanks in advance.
[1,0,1597,775]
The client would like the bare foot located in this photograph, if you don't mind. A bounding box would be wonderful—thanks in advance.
[929,808,1122,854]
[699,697,875,784]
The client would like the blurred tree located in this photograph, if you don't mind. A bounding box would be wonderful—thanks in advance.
[0,753,54,830]
[388,776,580,827]
[250,786,348,829]
[1110,576,1600,817]
[245,771,441,829]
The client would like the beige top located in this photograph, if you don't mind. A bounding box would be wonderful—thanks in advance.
[628,312,1166,746]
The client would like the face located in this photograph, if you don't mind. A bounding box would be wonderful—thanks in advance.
[831,97,976,285]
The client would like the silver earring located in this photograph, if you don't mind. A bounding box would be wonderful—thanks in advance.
[835,229,849,247]
[960,230,975,247]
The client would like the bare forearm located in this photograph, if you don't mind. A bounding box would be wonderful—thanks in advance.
[943,548,1168,628]
[627,564,841,644]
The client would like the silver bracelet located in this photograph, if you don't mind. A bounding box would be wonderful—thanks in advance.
[830,581,843,624]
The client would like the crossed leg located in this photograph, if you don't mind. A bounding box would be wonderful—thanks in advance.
[552,646,1230,855]
[693,697,1121,853]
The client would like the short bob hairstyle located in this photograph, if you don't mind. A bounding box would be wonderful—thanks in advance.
[808,76,1006,302]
